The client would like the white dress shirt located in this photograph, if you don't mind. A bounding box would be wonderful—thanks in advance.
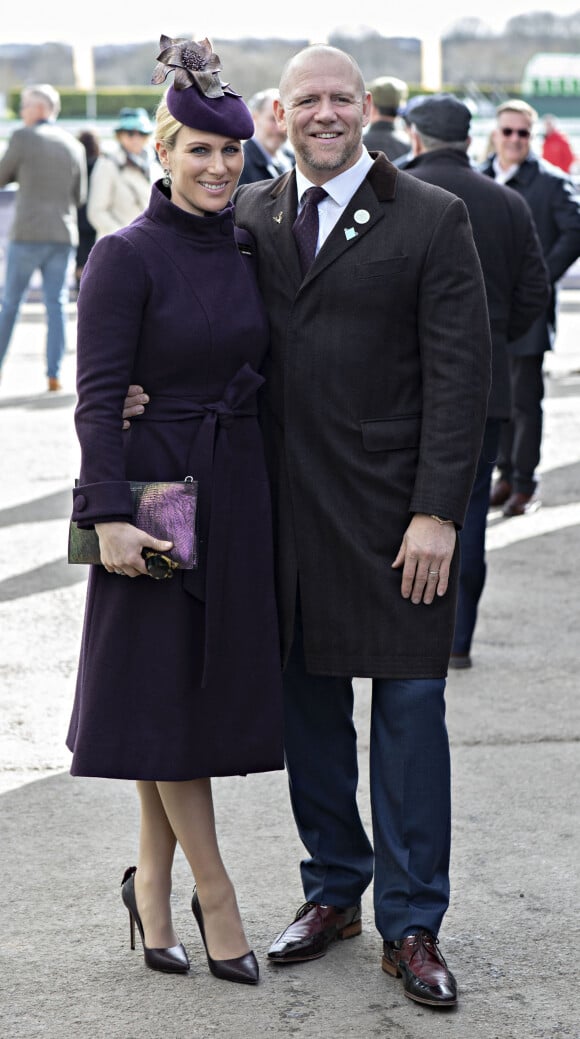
[492,156,520,184]
[295,148,374,255]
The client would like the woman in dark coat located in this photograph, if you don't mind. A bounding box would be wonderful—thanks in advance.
[67,37,284,986]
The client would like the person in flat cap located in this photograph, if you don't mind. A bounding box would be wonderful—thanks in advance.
[401,92,550,669]
[87,105,157,239]
[363,75,410,160]
[402,93,471,144]
[67,34,284,986]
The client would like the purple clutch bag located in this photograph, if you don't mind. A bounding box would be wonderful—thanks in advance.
[68,479,198,569]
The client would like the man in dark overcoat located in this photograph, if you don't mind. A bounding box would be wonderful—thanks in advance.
[237,88,294,185]
[400,94,550,667]
[480,99,580,517]
[363,75,410,161]
[234,45,491,1007]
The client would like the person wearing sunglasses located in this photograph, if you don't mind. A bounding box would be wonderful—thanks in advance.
[399,93,549,670]
[87,107,158,239]
[480,99,580,517]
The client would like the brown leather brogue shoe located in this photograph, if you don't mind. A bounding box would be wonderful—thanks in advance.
[382,932,457,1007]
[489,477,512,508]
[502,491,541,517]
[268,902,362,963]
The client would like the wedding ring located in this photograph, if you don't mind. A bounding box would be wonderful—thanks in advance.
[428,570,440,577]
[114,570,124,575]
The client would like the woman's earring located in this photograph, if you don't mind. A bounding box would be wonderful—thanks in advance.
[162,169,171,188]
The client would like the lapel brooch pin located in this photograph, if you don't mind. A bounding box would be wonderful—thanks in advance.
[273,211,284,224]
[344,227,358,241]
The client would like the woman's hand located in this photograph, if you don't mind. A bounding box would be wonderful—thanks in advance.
[95,522,173,577]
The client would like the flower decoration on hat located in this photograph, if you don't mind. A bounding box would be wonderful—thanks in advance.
[152,34,240,99]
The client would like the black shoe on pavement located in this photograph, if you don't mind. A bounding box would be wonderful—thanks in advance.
[382,931,457,1007]
[268,901,362,963]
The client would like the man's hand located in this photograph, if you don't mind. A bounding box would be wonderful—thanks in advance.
[122,385,149,430]
[392,514,456,605]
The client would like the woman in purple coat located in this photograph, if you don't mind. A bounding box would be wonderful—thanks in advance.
[67,37,284,985]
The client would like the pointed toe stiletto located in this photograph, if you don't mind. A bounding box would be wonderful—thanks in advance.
[191,887,259,985]
[121,866,190,974]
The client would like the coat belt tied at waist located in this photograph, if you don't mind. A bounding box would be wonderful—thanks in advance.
[139,362,265,686]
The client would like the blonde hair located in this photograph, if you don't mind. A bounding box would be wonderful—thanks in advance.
[154,92,183,152]
[496,99,538,123]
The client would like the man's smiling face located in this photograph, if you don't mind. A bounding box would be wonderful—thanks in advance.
[275,48,371,185]
[493,109,533,170]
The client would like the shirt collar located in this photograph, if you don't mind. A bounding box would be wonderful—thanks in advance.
[295,147,374,207]
[492,155,520,183]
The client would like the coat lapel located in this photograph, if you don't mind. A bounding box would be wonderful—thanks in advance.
[302,154,399,285]
[258,154,400,287]
[261,171,303,282]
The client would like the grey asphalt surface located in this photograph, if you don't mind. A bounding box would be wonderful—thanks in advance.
[0,295,579,1039]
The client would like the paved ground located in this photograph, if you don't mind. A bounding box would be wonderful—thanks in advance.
[0,298,579,1039]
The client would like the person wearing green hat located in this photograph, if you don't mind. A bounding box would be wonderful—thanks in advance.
[87,107,157,239]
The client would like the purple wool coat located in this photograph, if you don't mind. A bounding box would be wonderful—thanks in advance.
[67,181,284,780]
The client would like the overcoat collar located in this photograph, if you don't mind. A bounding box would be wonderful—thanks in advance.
[262,152,399,286]
[404,148,472,173]
[504,154,541,188]
[482,152,540,188]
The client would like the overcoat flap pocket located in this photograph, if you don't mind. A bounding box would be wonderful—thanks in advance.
[360,414,421,452]
[355,256,408,279]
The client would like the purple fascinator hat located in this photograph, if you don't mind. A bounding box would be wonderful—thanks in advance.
[152,34,254,139]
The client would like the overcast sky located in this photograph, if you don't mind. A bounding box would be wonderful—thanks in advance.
[3,1,580,46]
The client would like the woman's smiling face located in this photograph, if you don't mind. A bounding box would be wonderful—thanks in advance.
[157,126,244,216]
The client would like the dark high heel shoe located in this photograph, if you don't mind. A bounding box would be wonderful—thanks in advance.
[121,866,190,974]
[191,887,259,985]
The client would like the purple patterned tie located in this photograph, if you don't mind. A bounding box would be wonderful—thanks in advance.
[292,186,328,274]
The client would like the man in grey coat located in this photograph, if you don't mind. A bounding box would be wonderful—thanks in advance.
[0,83,87,391]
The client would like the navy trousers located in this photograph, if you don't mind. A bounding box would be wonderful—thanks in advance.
[283,613,451,940]
[452,418,502,656]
